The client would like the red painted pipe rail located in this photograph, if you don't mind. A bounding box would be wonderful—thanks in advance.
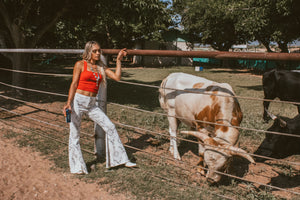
[104,49,300,61]
[1,48,300,61]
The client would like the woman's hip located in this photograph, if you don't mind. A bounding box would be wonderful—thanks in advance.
[73,93,96,109]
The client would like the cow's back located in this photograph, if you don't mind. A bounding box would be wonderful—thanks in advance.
[159,73,214,111]
[159,73,239,126]
[263,69,300,101]
[276,70,300,101]
[161,72,213,90]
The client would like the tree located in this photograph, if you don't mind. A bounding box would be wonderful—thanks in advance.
[233,0,300,52]
[0,0,73,90]
[0,0,172,91]
[95,0,172,49]
[173,0,247,51]
[271,0,300,52]
[173,0,300,52]
[45,0,172,49]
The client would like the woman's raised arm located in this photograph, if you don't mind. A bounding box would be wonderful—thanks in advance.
[105,48,127,81]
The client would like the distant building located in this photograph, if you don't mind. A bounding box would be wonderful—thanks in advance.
[230,44,248,52]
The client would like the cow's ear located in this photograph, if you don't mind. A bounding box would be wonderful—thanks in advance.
[203,138,219,146]
[181,131,210,142]
[228,146,255,164]
[278,117,287,128]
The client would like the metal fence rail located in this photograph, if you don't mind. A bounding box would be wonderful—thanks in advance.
[1,48,300,61]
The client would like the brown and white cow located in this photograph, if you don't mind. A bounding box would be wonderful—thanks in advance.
[159,72,255,183]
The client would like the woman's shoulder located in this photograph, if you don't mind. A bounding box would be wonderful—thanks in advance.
[75,60,85,65]
[74,60,85,68]
[71,60,85,74]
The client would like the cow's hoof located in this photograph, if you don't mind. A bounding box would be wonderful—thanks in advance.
[169,147,174,154]
[174,156,181,161]
[207,178,218,186]
[197,168,206,176]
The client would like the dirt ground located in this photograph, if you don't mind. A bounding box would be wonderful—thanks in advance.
[0,133,127,200]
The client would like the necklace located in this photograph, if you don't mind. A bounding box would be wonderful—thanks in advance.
[89,64,100,87]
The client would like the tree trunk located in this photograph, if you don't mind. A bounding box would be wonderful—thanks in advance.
[277,41,289,53]
[0,0,71,96]
[7,23,33,95]
[260,40,273,52]
[11,53,32,96]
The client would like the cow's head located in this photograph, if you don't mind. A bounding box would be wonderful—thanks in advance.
[255,110,300,159]
[265,116,287,147]
[182,131,255,183]
[259,110,288,157]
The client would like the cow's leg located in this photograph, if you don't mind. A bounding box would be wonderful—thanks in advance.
[196,128,211,157]
[196,151,206,176]
[263,99,271,122]
[196,128,211,176]
[168,115,181,160]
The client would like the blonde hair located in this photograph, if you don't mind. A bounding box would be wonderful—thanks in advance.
[82,41,107,66]
[82,41,107,84]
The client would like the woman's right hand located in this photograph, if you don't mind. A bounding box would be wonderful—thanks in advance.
[117,48,127,61]
[63,104,72,117]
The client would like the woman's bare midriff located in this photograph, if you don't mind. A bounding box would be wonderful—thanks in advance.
[76,89,97,97]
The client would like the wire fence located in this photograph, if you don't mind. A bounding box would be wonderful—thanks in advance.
[0,69,299,139]
[1,66,300,106]
[0,68,299,158]
[1,104,300,197]
[0,51,300,198]
[1,95,299,167]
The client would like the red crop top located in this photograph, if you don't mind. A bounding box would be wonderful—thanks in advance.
[77,61,102,93]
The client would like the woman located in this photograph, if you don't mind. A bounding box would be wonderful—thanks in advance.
[63,41,136,174]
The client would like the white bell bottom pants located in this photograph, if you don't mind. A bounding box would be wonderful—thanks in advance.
[69,93,129,174]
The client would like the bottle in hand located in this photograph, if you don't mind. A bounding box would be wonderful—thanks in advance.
[66,109,71,123]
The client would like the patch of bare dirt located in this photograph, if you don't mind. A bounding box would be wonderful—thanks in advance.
[0,108,128,200]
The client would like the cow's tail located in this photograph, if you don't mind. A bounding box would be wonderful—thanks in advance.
[159,77,168,110]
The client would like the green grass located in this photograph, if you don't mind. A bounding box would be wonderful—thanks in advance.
[1,65,299,200]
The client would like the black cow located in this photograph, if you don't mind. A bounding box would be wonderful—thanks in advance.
[255,112,300,160]
[262,69,300,122]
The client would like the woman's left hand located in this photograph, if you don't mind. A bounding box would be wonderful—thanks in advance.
[63,104,72,117]
[117,48,127,61]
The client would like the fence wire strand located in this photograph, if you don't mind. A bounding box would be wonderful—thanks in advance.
[1,87,300,166]
[1,66,300,106]
[1,96,299,167]
[2,114,299,197]
[0,117,236,200]
[3,111,298,197]
[0,81,299,139]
